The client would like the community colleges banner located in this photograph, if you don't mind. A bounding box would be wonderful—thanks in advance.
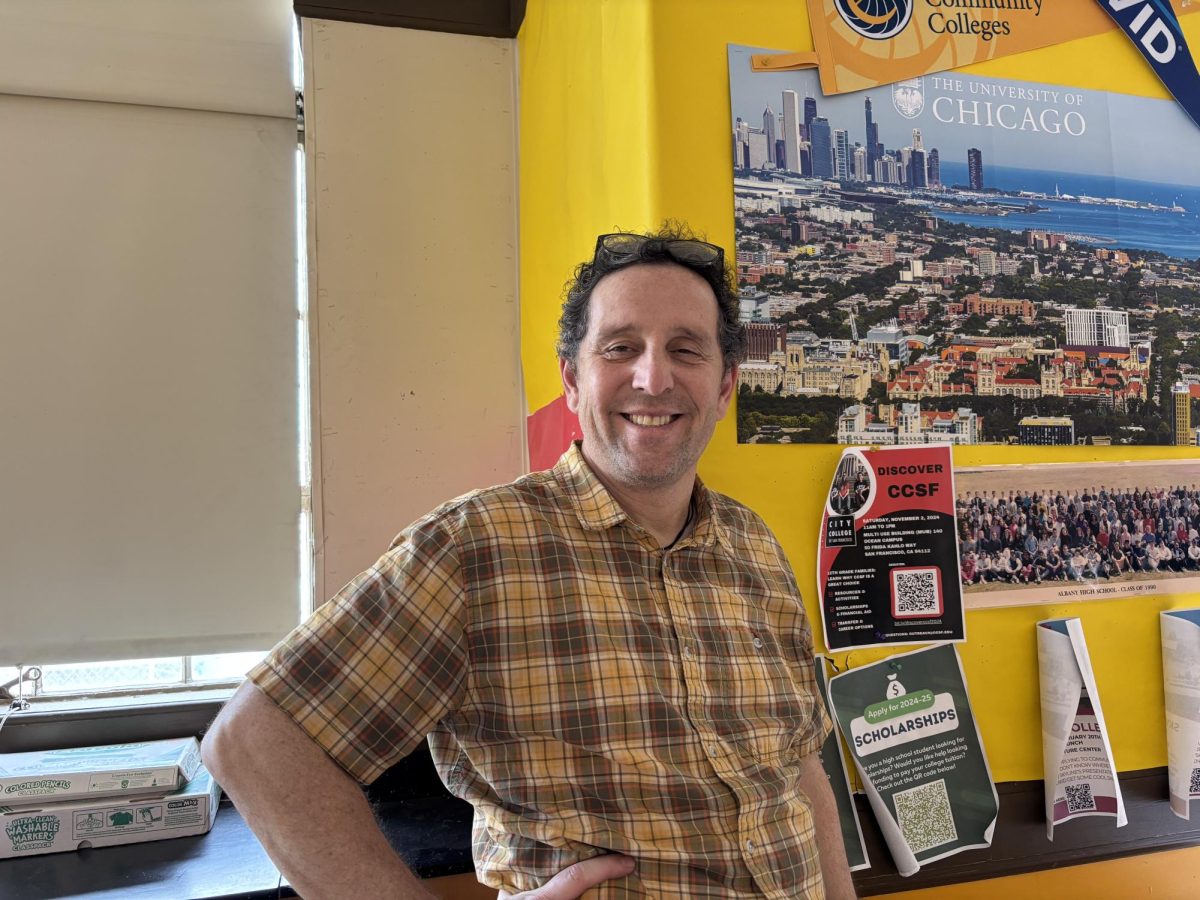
[818,444,964,651]
[728,44,1200,447]
[789,1,1200,97]
[1161,609,1200,819]
[1037,617,1126,839]
[827,644,997,877]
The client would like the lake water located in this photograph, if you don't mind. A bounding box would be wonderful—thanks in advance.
[934,163,1200,260]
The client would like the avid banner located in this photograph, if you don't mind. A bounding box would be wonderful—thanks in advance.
[1098,0,1200,128]
[766,1,1200,98]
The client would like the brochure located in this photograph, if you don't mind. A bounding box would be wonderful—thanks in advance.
[1161,609,1200,819]
[1037,618,1126,839]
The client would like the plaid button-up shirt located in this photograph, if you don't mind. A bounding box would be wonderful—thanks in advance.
[251,443,830,897]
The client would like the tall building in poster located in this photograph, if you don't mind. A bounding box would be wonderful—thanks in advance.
[744,322,788,360]
[912,128,923,151]
[853,145,868,181]
[1064,308,1130,348]
[864,97,879,174]
[909,148,927,188]
[977,249,998,276]
[782,90,801,174]
[1174,382,1192,445]
[747,130,768,169]
[874,155,899,184]
[762,106,776,167]
[967,148,984,190]
[927,148,941,188]
[810,116,833,177]
[804,95,817,125]
[834,128,850,179]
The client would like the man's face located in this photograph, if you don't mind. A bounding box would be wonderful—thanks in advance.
[560,263,735,495]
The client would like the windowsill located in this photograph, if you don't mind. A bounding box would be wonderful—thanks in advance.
[0,690,231,754]
[10,686,236,715]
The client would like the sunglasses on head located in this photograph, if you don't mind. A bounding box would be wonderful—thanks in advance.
[593,233,725,270]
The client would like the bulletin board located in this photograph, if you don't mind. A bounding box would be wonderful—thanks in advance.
[516,0,1200,883]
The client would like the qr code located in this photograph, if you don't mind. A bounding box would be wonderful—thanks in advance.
[1191,768,1200,796]
[1065,783,1096,813]
[894,778,958,853]
[891,567,943,618]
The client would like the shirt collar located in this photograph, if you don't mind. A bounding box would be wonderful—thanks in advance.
[554,442,729,549]
[556,442,627,531]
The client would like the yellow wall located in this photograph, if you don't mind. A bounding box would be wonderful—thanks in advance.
[518,0,1200,789]
[888,845,1200,900]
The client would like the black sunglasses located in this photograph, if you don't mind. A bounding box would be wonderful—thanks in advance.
[594,233,725,270]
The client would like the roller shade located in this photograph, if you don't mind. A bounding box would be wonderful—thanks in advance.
[0,2,299,664]
[0,0,294,117]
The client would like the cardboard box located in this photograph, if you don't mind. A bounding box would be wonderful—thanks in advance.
[0,737,201,806]
[0,764,220,858]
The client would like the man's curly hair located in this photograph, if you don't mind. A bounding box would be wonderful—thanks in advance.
[556,223,747,372]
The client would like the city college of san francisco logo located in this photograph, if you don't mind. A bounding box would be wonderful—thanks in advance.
[834,0,913,40]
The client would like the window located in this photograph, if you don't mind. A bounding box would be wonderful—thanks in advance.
[0,4,305,703]
[0,652,268,703]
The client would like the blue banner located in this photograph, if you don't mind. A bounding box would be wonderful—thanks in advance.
[1097,0,1200,129]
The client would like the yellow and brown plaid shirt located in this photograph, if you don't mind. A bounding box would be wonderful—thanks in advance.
[250,443,831,897]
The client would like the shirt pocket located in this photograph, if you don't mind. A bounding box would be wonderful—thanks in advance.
[703,625,820,766]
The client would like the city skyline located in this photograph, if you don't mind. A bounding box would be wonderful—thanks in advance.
[737,96,953,189]
[727,44,1200,447]
[728,45,1200,189]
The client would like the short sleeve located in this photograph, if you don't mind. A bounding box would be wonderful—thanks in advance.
[248,511,470,784]
[761,514,833,760]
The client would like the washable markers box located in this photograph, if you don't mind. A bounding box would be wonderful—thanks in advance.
[0,737,201,806]
[0,764,220,858]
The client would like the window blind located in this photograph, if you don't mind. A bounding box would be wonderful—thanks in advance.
[0,1,300,664]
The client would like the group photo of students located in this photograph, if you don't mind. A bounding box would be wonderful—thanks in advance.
[956,484,1200,588]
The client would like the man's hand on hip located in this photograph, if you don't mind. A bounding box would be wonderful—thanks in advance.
[497,855,636,899]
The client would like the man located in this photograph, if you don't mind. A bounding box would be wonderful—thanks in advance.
[1130,539,1148,572]
[202,228,854,899]
[1041,546,1065,582]
[1145,537,1163,572]
[996,547,1020,584]
[976,550,995,583]
[1108,544,1129,577]
[1187,539,1200,571]
[1067,548,1089,582]
[960,550,979,586]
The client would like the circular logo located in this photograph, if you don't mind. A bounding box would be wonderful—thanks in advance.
[834,0,913,40]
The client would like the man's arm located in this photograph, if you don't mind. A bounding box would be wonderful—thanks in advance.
[797,751,857,900]
[202,682,633,900]
[202,681,434,899]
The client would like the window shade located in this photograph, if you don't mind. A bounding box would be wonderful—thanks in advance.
[0,0,294,117]
[0,2,299,665]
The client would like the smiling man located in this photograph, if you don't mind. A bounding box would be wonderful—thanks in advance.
[203,226,854,899]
